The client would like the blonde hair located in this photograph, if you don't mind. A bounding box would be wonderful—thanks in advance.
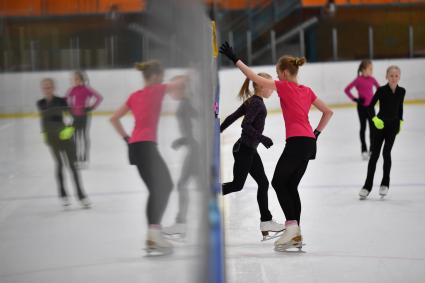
[135,60,164,79]
[276,55,306,76]
[386,65,401,76]
[238,72,272,101]
[41,78,54,86]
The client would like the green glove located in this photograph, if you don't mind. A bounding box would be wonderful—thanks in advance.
[42,132,48,143]
[398,120,404,134]
[59,126,75,140]
[372,116,384,130]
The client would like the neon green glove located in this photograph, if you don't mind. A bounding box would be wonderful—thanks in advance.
[59,126,75,140]
[372,116,384,130]
[42,132,48,143]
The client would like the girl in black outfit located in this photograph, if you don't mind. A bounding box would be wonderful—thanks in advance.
[220,73,284,239]
[359,65,405,199]
[37,78,90,208]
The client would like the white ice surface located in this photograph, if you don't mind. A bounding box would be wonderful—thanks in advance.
[221,105,425,283]
[1,105,425,283]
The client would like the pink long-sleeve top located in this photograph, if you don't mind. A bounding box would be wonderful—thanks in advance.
[66,85,103,116]
[344,76,380,107]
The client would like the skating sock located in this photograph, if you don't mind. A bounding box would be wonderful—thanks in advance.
[149,224,161,230]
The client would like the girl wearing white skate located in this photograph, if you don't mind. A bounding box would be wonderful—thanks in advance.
[359,65,405,200]
[220,73,285,240]
[110,60,185,255]
[220,42,333,251]
[344,60,380,160]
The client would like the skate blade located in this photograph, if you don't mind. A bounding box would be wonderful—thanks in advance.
[144,246,173,256]
[261,230,285,242]
[162,233,186,242]
[274,242,305,252]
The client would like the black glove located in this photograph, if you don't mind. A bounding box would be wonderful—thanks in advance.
[85,106,94,113]
[123,136,130,144]
[260,135,273,149]
[353,98,364,104]
[313,129,321,139]
[171,137,188,150]
[219,41,239,65]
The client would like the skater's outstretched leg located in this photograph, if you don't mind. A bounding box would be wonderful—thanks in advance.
[222,141,254,195]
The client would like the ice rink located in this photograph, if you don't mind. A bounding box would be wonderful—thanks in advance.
[1,104,425,282]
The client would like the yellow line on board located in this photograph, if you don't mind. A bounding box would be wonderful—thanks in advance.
[1,100,425,119]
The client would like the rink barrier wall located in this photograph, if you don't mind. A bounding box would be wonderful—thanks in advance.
[1,58,424,116]
[1,99,425,119]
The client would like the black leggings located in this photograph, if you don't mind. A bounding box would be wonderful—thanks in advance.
[222,140,272,222]
[363,121,398,191]
[175,142,200,224]
[73,114,90,162]
[271,137,315,225]
[49,139,86,199]
[357,104,374,153]
[129,142,173,225]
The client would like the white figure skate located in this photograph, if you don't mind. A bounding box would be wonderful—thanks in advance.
[79,197,91,209]
[61,197,71,207]
[260,220,285,241]
[274,224,303,252]
[146,227,173,256]
[379,185,389,198]
[359,188,370,200]
[162,223,186,240]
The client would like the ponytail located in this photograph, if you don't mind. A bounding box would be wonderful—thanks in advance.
[238,78,252,101]
[237,72,272,101]
[357,59,372,76]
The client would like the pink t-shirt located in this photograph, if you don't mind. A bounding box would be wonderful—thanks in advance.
[275,80,317,139]
[126,84,167,143]
[344,75,380,106]
[66,85,103,116]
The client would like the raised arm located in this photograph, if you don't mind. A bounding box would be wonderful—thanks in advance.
[312,98,333,133]
[110,103,131,141]
[220,41,276,91]
[165,75,188,99]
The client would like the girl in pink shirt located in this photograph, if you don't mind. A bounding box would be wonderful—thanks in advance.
[110,60,184,255]
[66,71,103,164]
[220,42,333,252]
[344,60,380,159]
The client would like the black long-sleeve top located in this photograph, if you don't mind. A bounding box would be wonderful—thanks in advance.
[36,96,69,136]
[368,84,405,121]
[220,95,266,148]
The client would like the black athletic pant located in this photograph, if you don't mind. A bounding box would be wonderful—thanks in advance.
[357,104,374,153]
[129,142,173,225]
[222,140,272,222]
[73,114,90,162]
[49,139,86,199]
[363,120,399,191]
[175,142,200,224]
[272,157,309,225]
[271,137,315,225]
